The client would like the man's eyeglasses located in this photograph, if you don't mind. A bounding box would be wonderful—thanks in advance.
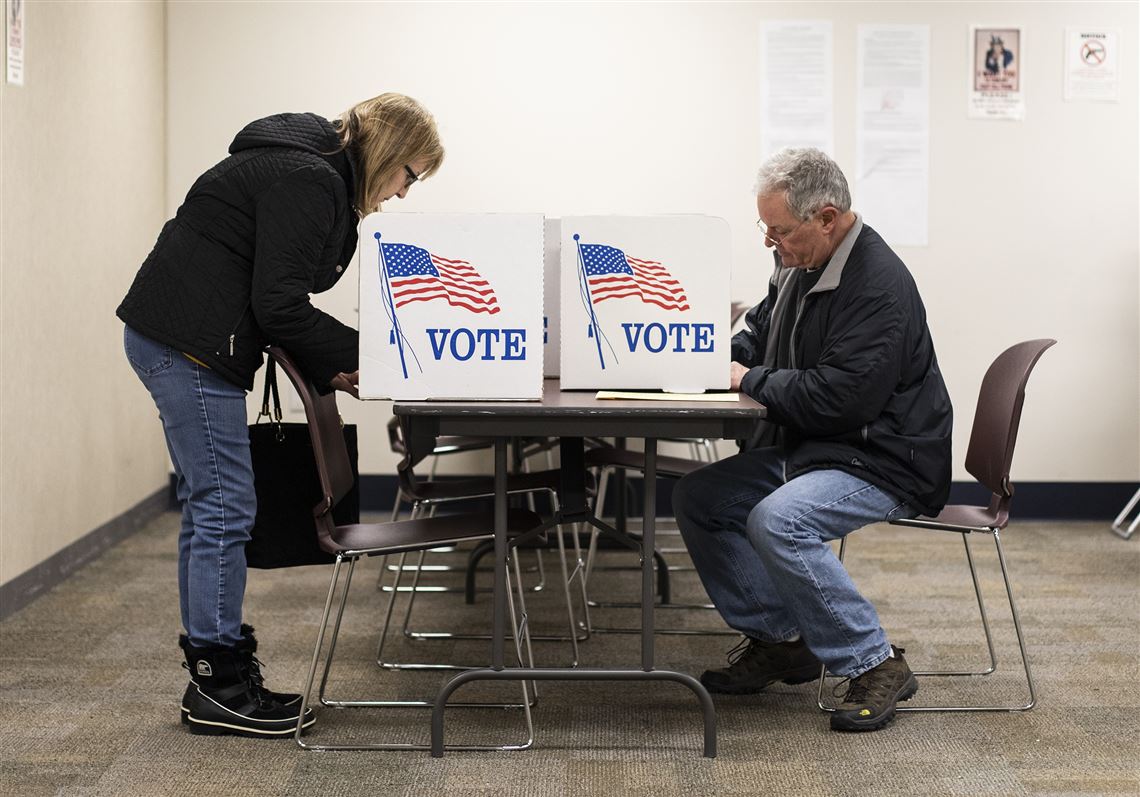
[755,212,813,247]
[403,165,420,189]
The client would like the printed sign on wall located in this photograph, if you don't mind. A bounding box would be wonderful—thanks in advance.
[359,213,545,400]
[560,216,730,391]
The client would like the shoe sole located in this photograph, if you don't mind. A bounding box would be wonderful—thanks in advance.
[701,664,821,695]
[181,697,302,725]
[829,674,918,732]
[186,713,316,738]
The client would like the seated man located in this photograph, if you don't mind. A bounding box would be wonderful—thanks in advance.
[674,147,953,732]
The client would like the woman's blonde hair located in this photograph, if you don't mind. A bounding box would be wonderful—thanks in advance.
[336,92,444,213]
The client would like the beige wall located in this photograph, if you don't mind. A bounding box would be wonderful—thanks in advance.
[0,1,168,585]
[166,0,1139,483]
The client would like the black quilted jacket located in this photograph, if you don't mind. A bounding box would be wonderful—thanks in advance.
[117,113,359,392]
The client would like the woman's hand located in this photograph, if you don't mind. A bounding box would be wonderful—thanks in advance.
[330,371,360,399]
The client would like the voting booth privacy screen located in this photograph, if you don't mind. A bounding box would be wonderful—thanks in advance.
[358,213,545,400]
[543,217,561,378]
[559,216,731,391]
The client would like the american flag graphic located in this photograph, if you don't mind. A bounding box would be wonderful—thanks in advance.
[580,244,690,311]
[381,242,500,315]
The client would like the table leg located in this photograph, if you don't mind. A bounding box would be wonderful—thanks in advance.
[492,437,507,670]
[642,438,656,671]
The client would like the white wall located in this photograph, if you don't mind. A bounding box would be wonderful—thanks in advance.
[1,1,168,585]
[166,0,1140,482]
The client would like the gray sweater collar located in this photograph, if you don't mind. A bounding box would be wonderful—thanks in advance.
[809,213,863,294]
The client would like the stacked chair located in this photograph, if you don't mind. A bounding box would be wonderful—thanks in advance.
[379,426,590,668]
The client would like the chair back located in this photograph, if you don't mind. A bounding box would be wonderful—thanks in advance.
[265,347,354,546]
[963,339,1056,517]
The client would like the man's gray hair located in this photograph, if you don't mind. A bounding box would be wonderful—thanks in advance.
[754,148,852,219]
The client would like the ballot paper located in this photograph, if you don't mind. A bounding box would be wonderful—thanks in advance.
[595,391,741,402]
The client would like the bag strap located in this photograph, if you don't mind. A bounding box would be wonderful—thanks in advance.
[256,358,285,439]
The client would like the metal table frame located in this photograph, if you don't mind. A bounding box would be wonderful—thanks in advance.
[393,380,765,757]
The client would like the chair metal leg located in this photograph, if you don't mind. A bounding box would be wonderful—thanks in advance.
[317,556,358,706]
[1111,487,1140,540]
[296,552,537,751]
[399,491,587,656]
[818,528,1036,714]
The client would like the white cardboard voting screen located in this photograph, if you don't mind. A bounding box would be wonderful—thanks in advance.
[358,213,545,400]
[543,217,561,377]
[559,216,731,392]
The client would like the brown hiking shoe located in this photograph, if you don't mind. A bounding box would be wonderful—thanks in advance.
[830,646,918,732]
[700,636,821,695]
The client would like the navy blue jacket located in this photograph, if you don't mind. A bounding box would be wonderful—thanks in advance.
[733,223,953,515]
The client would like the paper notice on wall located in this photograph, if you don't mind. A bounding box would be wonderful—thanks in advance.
[760,20,833,157]
[855,24,930,247]
[969,26,1024,120]
[1065,28,1119,102]
[6,0,24,85]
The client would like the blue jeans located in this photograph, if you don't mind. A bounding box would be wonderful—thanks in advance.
[124,325,254,648]
[673,447,913,678]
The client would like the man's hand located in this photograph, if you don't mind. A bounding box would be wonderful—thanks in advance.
[730,361,750,392]
[330,370,360,399]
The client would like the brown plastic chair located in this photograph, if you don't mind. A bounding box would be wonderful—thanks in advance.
[818,338,1056,714]
[265,346,545,751]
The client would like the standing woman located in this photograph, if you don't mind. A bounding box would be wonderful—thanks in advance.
[117,93,443,738]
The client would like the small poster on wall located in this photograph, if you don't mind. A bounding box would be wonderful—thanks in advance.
[358,213,545,400]
[1065,28,1119,102]
[968,26,1024,120]
[7,0,24,85]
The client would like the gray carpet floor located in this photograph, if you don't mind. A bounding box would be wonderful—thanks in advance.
[1,512,1137,796]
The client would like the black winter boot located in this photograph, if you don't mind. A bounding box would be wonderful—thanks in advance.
[179,635,314,738]
[180,625,303,724]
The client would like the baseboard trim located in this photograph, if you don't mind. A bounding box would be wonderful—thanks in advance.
[360,475,1137,521]
[0,487,169,621]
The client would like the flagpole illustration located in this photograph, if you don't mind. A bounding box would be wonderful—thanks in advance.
[376,232,410,379]
[574,234,608,371]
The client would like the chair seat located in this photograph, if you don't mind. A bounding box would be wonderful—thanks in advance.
[891,503,1003,533]
[328,507,546,556]
[430,435,496,454]
[404,469,562,502]
[584,447,704,478]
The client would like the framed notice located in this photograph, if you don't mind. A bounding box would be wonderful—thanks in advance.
[1065,28,1119,102]
[7,0,24,85]
[969,26,1024,120]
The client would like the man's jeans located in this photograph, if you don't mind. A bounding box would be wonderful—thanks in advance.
[673,447,913,678]
[124,325,253,648]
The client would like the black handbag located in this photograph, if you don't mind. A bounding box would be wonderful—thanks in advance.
[245,357,360,568]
